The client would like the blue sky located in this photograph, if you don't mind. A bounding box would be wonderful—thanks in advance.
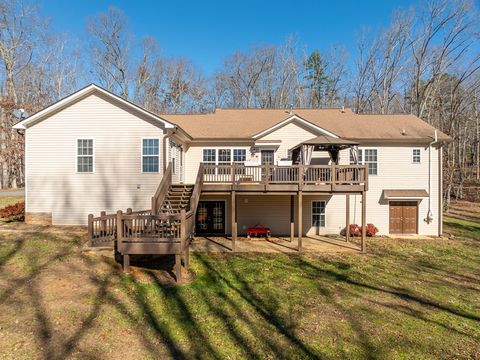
[42,0,416,74]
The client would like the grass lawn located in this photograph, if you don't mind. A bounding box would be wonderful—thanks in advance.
[0,219,478,359]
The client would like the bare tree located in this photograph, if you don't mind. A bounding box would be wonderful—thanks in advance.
[86,6,131,99]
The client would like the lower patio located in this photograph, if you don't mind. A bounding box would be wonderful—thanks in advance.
[191,235,361,253]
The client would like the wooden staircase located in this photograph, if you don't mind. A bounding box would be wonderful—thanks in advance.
[88,163,204,283]
[161,184,194,214]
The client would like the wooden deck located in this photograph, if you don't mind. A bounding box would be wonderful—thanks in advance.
[201,164,368,193]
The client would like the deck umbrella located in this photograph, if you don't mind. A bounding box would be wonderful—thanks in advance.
[289,135,359,165]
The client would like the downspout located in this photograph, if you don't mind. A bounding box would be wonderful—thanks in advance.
[424,130,437,224]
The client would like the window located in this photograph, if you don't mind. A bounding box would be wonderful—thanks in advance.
[412,149,421,164]
[142,138,159,173]
[350,148,377,175]
[77,139,94,173]
[218,149,231,175]
[312,201,326,227]
[203,149,216,174]
[364,149,378,175]
[233,149,247,164]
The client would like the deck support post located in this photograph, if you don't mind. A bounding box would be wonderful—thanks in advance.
[123,254,130,273]
[231,190,237,252]
[346,195,350,242]
[290,195,294,242]
[184,246,190,270]
[87,214,93,247]
[175,254,182,283]
[298,191,303,251]
[361,191,366,253]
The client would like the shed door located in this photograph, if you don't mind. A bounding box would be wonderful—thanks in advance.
[389,201,418,234]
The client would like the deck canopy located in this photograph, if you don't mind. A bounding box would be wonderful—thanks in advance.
[289,135,359,165]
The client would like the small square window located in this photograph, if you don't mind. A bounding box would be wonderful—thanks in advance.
[412,149,421,164]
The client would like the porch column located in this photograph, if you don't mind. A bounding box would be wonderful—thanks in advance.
[232,190,237,252]
[298,191,303,251]
[361,191,366,253]
[346,194,350,242]
[290,195,294,242]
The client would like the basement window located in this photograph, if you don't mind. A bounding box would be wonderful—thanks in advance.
[77,139,94,173]
[142,138,160,173]
[312,201,326,227]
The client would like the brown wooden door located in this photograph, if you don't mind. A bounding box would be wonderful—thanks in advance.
[389,201,418,234]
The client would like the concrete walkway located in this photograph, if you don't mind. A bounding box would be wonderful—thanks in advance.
[191,235,361,253]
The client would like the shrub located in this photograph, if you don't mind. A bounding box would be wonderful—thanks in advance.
[340,223,379,237]
[0,201,25,222]
[365,223,379,237]
[340,224,361,237]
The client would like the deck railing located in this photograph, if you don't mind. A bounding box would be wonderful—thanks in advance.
[88,163,204,248]
[201,164,368,190]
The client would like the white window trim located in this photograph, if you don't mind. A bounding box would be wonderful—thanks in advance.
[353,147,379,176]
[412,148,422,164]
[311,200,327,228]
[141,137,161,173]
[202,147,249,166]
[75,137,95,174]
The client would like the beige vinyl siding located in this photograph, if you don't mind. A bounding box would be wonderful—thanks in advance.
[260,121,323,162]
[26,93,166,225]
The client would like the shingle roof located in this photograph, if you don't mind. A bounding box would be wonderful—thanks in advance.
[162,108,451,143]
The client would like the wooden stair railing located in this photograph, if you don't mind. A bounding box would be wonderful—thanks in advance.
[152,162,172,214]
[184,163,204,241]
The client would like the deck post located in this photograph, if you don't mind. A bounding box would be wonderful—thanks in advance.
[87,214,93,247]
[151,196,157,214]
[184,246,190,270]
[361,191,366,253]
[298,190,303,251]
[100,211,106,237]
[175,254,182,283]
[290,195,294,242]
[123,254,130,273]
[116,210,123,253]
[346,195,350,242]
[232,190,237,252]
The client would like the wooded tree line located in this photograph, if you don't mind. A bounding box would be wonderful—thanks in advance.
[0,0,479,203]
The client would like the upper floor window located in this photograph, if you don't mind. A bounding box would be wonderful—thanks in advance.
[203,149,216,164]
[233,149,247,163]
[350,148,377,175]
[77,139,94,173]
[218,149,231,164]
[412,149,421,164]
[142,138,159,173]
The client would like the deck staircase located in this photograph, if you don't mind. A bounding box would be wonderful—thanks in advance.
[161,184,194,214]
[87,163,204,283]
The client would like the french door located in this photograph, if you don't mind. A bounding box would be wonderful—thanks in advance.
[196,201,226,235]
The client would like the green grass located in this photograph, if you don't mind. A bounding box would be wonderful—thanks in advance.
[0,219,479,359]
